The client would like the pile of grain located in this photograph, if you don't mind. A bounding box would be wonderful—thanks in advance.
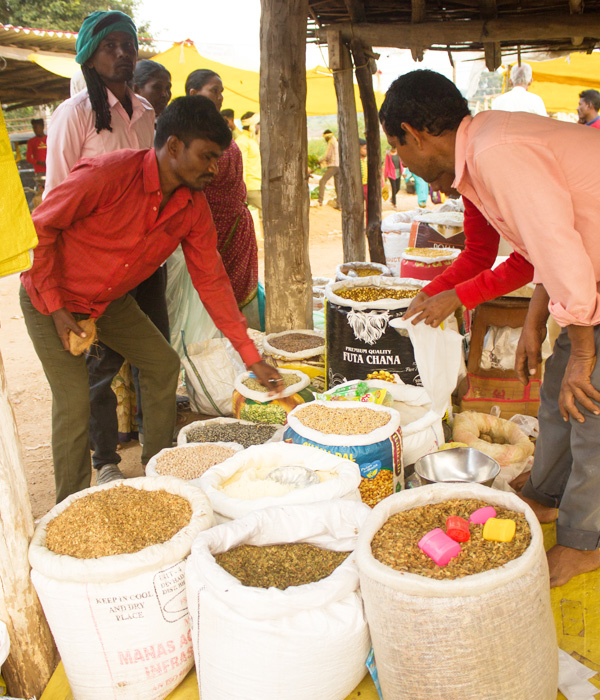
[359,470,394,507]
[371,498,530,579]
[215,543,349,589]
[295,404,390,435]
[184,422,278,448]
[404,247,457,258]
[335,287,419,303]
[243,373,301,393]
[46,486,192,558]
[268,333,325,354]
[154,444,237,480]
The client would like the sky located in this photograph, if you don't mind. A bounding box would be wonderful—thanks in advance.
[137,0,485,95]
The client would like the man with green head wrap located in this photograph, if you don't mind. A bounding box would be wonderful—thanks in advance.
[45,10,160,487]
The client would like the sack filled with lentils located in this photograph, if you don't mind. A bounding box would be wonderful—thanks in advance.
[355,483,558,700]
[232,368,314,425]
[263,330,327,391]
[28,476,214,700]
[284,401,403,507]
[197,441,361,523]
[145,442,244,486]
[178,416,286,448]
[186,499,372,700]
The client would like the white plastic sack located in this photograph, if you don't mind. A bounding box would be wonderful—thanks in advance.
[356,483,558,700]
[145,442,244,486]
[186,500,372,700]
[381,209,419,233]
[28,477,214,700]
[182,338,246,416]
[335,261,392,282]
[178,417,286,446]
[381,231,411,276]
[233,368,310,403]
[198,442,361,522]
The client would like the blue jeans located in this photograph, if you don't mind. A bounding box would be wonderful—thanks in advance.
[87,266,170,469]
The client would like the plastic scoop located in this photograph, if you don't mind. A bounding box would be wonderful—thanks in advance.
[266,466,320,489]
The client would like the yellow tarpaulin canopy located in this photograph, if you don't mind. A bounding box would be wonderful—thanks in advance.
[151,41,384,117]
[28,53,80,78]
[525,52,600,113]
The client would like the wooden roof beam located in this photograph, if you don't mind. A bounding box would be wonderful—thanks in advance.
[411,0,427,60]
[344,0,366,22]
[479,0,502,71]
[317,13,600,46]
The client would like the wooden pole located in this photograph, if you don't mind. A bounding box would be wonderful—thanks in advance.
[351,39,386,265]
[260,0,312,331]
[0,350,57,697]
[329,30,366,263]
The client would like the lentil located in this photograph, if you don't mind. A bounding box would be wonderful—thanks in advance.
[184,422,278,448]
[359,469,394,507]
[295,404,390,435]
[404,247,457,258]
[342,266,383,277]
[243,373,301,393]
[268,333,325,354]
[335,286,419,303]
[367,370,396,383]
[154,444,237,480]
[46,486,192,558]
[215,543,350,589]
[371,498,530,579]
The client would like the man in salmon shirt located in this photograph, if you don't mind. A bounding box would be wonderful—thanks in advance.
[380,69,600,588]
[20,96,281,504]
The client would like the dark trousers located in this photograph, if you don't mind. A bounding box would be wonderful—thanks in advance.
[388,177,401,206]
[87,266,169,469]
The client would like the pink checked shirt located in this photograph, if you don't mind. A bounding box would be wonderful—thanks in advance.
[454,111,600,327]
[45,86,155,193]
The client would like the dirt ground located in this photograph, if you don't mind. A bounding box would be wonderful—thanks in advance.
[0,188,423,520]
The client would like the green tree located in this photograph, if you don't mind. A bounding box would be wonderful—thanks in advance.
[1,0,151,35]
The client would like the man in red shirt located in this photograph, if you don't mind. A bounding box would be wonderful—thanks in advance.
[20,95,281,503]
[25,118,47,174]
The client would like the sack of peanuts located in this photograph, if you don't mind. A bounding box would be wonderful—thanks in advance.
[284,401,403,505]
[263,330,327,391]
[232,368,313,425]
[145,442,244,486]
[186,499,372,700]
[197,441,361,522]
[325,277,426,388]
[28,477,214,700]
[335,261,392,281]
[355,483,557,700]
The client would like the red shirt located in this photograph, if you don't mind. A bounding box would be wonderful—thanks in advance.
[21,148,261,367]
[586,116,600,129]
[26,135,47,173]
[423,197,534,307]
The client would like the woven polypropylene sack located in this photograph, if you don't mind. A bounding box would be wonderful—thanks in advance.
[356,483,558,700]
[29,477,214,700]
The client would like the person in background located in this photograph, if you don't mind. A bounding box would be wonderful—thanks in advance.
[26,118,47,176]
[317,129,339,207]
[20,96,281,504]
[577,89,600,128]
[236,111,262,218]
[184,69,261,328]
[492,63,547,116]
[383,145,402,208]
[220,108,241,138]
[133,60,172,118]
[44,10,157,486]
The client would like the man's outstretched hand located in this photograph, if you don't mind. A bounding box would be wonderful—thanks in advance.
[403,289,461,327]
[248,360,284,397]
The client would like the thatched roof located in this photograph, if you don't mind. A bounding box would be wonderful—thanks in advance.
[0,25,156,109]
[307,0,600,69]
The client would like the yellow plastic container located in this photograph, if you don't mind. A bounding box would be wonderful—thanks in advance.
[482,517,516,542]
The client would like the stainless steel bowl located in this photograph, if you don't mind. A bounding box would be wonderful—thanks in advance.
[414,448,500,487]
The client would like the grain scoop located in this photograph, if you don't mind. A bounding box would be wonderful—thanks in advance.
[266,466,319,489]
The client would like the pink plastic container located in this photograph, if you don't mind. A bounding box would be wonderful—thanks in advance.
[469,506,497,525]
[418,528,462,566]
[445,516,470,542]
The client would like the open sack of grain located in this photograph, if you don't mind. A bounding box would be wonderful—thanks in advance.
[28,477,214,700]
[178,417,285,448]
[197,442,361,522]
[356,483,557,700]
[186,500,372,700]
[232,368,313,424]
[284,401,402,505]
[263,330,326,391]
[325,277,426,387]
[145,442,244,486]
[335,261,392,281]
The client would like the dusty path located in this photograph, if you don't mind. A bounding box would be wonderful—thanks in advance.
[0,191,421,519]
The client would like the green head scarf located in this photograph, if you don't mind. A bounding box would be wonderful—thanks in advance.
[75,11,138,66]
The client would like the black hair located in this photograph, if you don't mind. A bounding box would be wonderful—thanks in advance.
[359,138,366,146]
[82,13,130,134]
[220,108,234,119]
[185,69,219,96]
[379,70,470,144]
[133,59,170,88]
[579,89,600,111]
[323,129,332,135]
[240,111,256,130]
[155,95,232,150]
[31,118,44,127]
